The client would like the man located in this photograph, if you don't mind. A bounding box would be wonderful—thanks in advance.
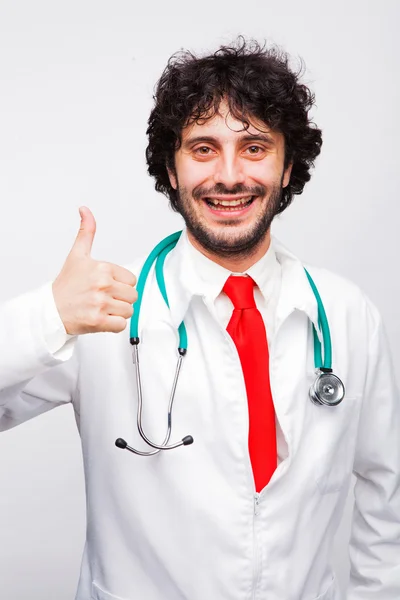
[1,39,399,600]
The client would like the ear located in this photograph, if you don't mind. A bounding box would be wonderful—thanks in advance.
[282,162,293,188]
[167,167,177,190]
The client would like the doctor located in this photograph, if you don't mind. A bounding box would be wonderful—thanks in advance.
[1,39,399,600]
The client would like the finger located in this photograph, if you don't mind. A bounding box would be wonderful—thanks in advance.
[101,315,129,334]
[69,206,97,258]
[111,264,137,287]
[108,298,134,320]
[111,281,138,305]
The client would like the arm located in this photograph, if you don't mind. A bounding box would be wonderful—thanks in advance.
[348,302,400,598]
[0,283,78,431]
[0,206,137,431]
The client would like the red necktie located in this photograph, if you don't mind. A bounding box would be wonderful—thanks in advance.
[223,275,277,492]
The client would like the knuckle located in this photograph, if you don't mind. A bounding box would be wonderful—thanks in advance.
[95,264,113,289]
[87,310,102,328]
[92,291,108,310]
[96,275,112,292]
[97,261,112,275]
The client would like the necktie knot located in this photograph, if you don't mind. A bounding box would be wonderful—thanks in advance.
[223,275,256,310]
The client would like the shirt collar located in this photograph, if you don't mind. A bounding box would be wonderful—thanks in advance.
[164,228,322,341]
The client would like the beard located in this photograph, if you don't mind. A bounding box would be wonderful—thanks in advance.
[173,178,284,260]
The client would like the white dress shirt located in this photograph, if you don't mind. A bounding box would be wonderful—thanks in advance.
[179,234,288,464]
[183,233,281,344]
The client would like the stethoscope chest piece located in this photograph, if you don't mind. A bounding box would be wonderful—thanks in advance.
[309,371,345,407]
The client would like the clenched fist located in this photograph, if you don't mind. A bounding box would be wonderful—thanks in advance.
[52,207,138,335]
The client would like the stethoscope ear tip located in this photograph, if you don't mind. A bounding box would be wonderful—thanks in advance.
[182,435,194,446]
[115,438,128,449]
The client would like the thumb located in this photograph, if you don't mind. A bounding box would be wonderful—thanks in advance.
[69,206,97,258]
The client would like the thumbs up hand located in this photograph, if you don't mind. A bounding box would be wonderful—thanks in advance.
[52,207,138,335]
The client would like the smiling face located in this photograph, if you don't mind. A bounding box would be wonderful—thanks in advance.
[168,101,292,268]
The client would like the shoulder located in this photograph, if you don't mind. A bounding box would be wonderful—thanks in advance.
[303,263,382,335]
[304,263,365,306]
[272,237,381,333]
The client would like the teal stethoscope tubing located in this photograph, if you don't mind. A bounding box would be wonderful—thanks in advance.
[131,230,329,368]
[115,231,344,457]
[131,231,187,350]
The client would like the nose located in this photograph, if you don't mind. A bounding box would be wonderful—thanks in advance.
[213,155,245,189]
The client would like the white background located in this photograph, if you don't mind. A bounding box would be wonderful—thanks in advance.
[0,1,399,598]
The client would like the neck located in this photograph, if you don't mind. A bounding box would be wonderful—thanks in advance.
[187,230,272,272]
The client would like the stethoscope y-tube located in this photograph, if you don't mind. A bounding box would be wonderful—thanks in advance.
[115,337,194,456]
[115,231,345,457]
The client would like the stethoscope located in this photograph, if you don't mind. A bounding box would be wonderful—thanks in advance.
[115,231,345,457]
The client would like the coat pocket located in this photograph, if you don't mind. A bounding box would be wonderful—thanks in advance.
[310,395,360,494]
[92,581,130,600]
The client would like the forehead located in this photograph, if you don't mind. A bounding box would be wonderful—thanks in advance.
[180,101,280,144]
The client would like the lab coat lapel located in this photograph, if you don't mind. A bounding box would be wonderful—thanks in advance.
[273,238,322,343]
[268,239,323,477]
[163,231,202,330]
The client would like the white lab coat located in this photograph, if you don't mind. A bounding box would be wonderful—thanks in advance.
[0,233,399,600]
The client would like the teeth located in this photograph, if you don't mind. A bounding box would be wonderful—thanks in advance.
[207,196,252,206]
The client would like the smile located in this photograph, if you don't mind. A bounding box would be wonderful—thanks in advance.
[203,196,255,211]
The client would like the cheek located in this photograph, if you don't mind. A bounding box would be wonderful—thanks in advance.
[245,160,283,187]
[245,161,278,185]
[178,161,215,191]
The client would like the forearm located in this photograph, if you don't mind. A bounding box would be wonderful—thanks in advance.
[0,283,78,430]
[0,283,76,390]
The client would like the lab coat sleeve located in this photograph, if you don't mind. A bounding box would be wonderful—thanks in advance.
[41,281,77,357]
[348,301,400,599]
[0,283,78,431]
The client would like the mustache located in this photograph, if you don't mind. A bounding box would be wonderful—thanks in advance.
[192,183,267,200]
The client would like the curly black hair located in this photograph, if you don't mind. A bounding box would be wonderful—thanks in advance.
[146,37,322,215]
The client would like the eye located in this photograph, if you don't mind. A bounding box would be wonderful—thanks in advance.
[246,145,263,155]
[194,146,213,155]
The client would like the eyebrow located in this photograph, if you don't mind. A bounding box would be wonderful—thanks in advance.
[182,132,276,148]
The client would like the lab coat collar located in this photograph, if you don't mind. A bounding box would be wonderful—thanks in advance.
[272,238,322,341]
[165,228,322,341]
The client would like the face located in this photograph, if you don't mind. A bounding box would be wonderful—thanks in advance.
[168,101,292,260]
